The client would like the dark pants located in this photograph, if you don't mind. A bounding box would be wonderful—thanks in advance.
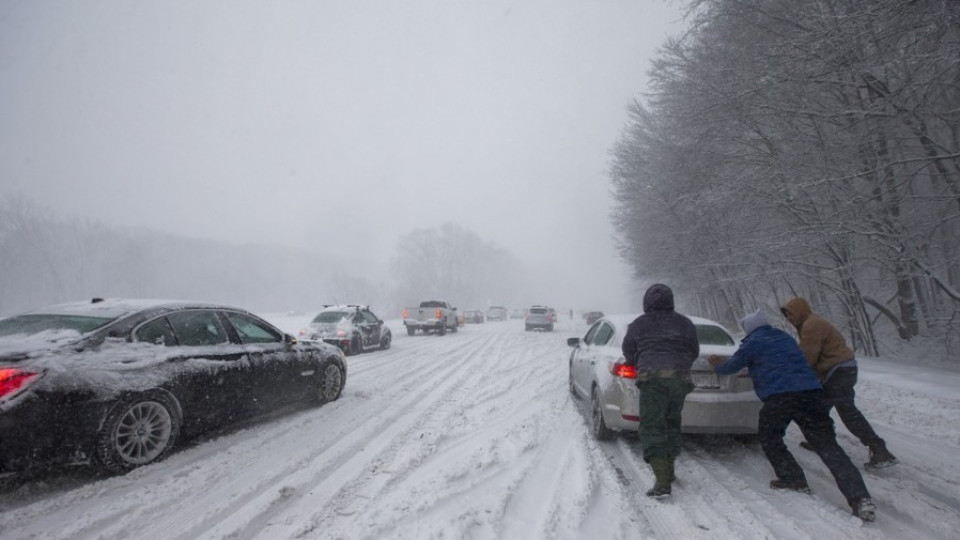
[823,366,885,450]
[759,390,870,506]
[637,375,694,462]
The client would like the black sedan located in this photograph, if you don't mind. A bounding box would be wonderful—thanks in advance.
[0,298,346,475]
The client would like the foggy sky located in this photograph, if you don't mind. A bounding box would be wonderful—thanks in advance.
[0,0,684,313]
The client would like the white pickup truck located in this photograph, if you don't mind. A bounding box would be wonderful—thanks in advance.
[402,300,459,336]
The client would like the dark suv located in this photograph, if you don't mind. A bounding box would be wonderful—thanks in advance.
[306,305,392,355]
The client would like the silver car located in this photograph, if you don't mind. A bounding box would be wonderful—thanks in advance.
[567,314,761,439]
[525,305,554,331]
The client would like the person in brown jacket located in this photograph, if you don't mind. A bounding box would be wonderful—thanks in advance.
[780,297,898,469]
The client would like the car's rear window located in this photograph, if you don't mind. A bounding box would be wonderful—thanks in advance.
[0,314,115,337]
[696,324,735,346]
[312,311,350,323]
[530,308,547,314]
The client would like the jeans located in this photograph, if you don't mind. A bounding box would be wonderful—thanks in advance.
[822,365,885,450]
[759,390,870,506]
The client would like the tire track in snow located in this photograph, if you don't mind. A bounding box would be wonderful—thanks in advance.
[190,327,509,539]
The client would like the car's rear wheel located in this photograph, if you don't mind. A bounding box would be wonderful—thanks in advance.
[349,336,362,356]
[95,391,181,474]
[406,326,416,336]
[380,331,391,350]
[591,388,615,440]
[316,359,344,404]
[439,323,446,336]
[451,320,458,333]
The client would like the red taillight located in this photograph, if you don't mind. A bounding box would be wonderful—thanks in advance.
[435,309,442,319]
[0,368,40,400]
[610,362,637,379]
[336,329,347,337]
[402,308,409,319]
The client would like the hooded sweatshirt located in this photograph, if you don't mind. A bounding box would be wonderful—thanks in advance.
[780,297,855,380]
[621,284,699,372]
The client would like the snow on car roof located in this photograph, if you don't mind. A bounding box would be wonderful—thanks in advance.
[17,298,227,319]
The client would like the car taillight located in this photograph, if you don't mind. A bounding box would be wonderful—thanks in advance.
[402,309,408,318]
[436,309,442,319]
[0,368,40,400]
[610,362,637,379]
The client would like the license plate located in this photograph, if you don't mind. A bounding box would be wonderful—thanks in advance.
[692,372,720,389]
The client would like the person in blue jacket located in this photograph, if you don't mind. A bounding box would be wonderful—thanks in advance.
[708,309,877,522]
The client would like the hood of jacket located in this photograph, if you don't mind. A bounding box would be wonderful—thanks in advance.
[781,297,812,328]
[643,284,675,313]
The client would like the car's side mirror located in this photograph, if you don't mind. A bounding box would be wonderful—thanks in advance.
[567,337,580,348]
[285,333,298,346]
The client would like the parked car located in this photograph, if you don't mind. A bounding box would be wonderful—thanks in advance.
[509,308,525,320]
[567,314,761,440]
[486,306,508,322]
[525,305,554,332]
[462,310,485,324]
[0,298,346,475]
[305,305,392,355]
[402,300,459,336]
[583,311,605,325]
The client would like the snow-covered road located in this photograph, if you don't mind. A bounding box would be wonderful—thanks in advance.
[1,318,958,539]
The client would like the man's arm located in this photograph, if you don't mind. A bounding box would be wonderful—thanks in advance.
[709,344,749,375]
[621,322,638,366]
[797,318,826,369]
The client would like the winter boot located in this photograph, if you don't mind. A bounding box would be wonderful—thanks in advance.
[865,446,898,470]
[851,497,876,522]
[666,459,676,483]
[769,479,811,494]
[646,459,672,498]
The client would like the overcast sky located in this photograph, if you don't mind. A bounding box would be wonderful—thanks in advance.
[1,0,685,313]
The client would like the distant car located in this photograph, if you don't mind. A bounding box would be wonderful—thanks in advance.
[486,306,508,322]
[0,298,346,475]
[306,305,391,355]
[509,308,525,320]
[525,305,554,332]
[584,311,605,325]
[463,310,485,324]
[548,307,558,323]
[567,314,761,440]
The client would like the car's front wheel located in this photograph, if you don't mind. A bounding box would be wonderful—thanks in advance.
[316,359,344,404]
[95,391,181,474]
[349,336,362,356]
[591,387,615,440]
[380,331,392,350]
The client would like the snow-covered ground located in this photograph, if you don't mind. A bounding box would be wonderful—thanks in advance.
[1,315,959,539]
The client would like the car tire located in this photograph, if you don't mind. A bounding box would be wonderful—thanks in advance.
[95,391,182,474]
[316,358,345,404]
[439,323,446,336]
[380,331,391,350]
[406,326,416,336]
[451,320,458,333]
[547,324,554,332]
[591,387,615,440]
[569,364,579,399]
[349,335,362,356]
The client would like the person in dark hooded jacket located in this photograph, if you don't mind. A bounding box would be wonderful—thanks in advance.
[621,284,699,498]
[708,309,876,522]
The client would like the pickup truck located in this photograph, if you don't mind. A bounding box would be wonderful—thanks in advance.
[402,300,459,336]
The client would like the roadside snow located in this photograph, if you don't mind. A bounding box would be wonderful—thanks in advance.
[1,316,958,539]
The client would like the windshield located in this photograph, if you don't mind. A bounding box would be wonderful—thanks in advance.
[0,314,115,338]
[696,324,735,346]
[312,311,350,324]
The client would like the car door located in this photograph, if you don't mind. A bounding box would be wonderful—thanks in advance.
[573,321,603,395]
[358,309,382,348]
[585,322,615,385]
[136,309,252,426]
[221,310,313,407]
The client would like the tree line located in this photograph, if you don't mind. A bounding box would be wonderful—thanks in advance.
[0,197,521,319]
[609,0,959,357]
